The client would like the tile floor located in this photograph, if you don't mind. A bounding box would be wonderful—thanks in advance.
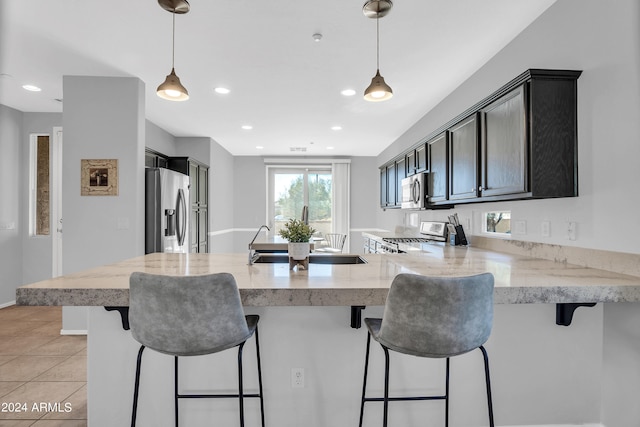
[0,306,86,427]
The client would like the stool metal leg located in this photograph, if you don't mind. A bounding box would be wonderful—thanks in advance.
[174,356,179,427]
[131,345,146,427]
[358,332,372,427]
[382,345,391,427]
[238,341,246,427]
[254,325,266,427]
[479,346,495,427]
[445,357,450,427]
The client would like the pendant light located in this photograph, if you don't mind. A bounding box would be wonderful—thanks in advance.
[363,0,393,102]
[157,0,190,101]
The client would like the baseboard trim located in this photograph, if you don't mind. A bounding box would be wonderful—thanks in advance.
[60,329,88,336]
[0,300,16,309]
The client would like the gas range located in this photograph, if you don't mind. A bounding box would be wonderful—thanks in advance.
[372,221,448,254]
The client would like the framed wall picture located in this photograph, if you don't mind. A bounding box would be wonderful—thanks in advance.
[81,159,119,196]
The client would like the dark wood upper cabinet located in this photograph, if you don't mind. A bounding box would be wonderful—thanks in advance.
[379,168,387,208]
[415,144,427,174]
[378,69,581,209]
[480,84,527,197]
[428,132,448,203]
[449,114,479,201]
[386,162,397,208]
[406,144,428,176]
[395,157,406,206]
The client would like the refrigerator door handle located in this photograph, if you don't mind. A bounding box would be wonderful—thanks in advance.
[176,188,187,246]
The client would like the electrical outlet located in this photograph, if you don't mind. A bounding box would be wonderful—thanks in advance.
[541,221,550,237]
[514,220,527,235]
[291,368,304,388]
[567,222,577,241]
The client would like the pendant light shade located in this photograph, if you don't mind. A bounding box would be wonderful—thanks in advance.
[157,68,189,101]
[363,0,393,102]
[364,69,393,101]
[157,0,190,102]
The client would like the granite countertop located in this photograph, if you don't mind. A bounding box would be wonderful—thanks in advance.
[16,247,640,307]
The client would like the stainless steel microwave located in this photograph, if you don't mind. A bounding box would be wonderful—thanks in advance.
[401,173,428,209]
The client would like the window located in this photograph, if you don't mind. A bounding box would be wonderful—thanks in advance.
[268,167,332,237]
[29,134,50,236]
[483,211,511,235]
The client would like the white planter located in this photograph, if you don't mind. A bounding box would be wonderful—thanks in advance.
[288,242,310,260]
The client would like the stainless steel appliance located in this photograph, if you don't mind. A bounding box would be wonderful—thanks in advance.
[382,221,448,252]
[366,221,449,254]
[401,173,428,209]
[145,167,190,254]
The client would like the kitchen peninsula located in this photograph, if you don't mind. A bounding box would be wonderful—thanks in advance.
[16,247,640,427]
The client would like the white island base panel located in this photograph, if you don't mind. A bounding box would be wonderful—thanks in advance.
[89,303,606,427]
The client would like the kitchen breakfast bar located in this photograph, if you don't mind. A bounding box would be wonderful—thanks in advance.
[16,247,640,427]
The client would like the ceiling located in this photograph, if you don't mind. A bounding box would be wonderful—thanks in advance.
[0,0,556,156]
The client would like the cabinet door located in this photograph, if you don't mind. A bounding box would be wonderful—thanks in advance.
[198,208,208,253]
[481,85,527,197]
[449,114,479,200]
[379,168,388,207]
[387,163,396,208]
[189,162,199,207]
[415,144,428,173]
[395,157,406,206]
[190,207,198,253]
[428,133,448,203]
[406,150,416,176]
[198,166,208,208]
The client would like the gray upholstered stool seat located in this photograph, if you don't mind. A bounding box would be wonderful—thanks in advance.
[359,272,495,427]
[129,272,265,427]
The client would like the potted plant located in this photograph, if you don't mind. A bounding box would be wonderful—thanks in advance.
[278,218,316,260]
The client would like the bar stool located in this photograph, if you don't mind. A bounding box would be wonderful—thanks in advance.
[358,273,495,427]
[129,272,265,427]
[315,233,347,253]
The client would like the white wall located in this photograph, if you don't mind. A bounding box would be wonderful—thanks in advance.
[208,138,235,252]
[0,104,23,305]
[348,156,380,252]
[377,0,640,255]
[60,76,145,331]
[62,76,145,273]
[146,120,177,157]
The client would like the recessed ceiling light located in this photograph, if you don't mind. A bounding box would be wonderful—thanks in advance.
[341,89,356,97]
[23,84,41,92]
[331,126,342,131]
[326,146,335,150]
[242,125,253,130]
[214,87,230,94]
[312,33,323,42]
[256,146,264,150]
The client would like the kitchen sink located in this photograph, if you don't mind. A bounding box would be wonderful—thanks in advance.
[253,254,367,264]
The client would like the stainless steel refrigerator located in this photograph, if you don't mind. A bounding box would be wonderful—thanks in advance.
[145,167,190,254]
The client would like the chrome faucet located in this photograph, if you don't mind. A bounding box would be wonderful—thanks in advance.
[248,225,270,265]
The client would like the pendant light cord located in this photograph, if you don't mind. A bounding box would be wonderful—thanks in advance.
[376,14,380,70]
[171,9,176,69]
